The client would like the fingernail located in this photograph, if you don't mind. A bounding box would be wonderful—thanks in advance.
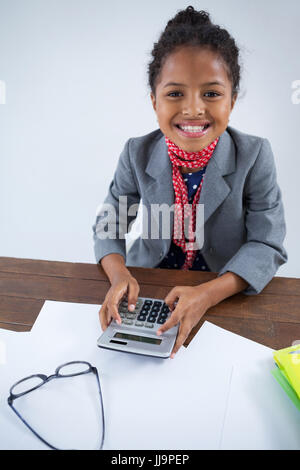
[129,304,135,311]
[170,353,175,359]
[117,319,122,325]
[157,330,162,336]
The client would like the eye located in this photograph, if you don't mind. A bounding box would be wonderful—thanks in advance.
[167,91,183,97]
[204,91,221,98]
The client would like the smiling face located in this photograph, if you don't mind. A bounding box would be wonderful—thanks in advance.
[150,46,237,153]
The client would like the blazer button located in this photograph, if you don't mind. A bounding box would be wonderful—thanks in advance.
[159,251,164,258]
[209,247,214,254]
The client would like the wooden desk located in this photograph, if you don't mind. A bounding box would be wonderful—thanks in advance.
[0,257,300,350]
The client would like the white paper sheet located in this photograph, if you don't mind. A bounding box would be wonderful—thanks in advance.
[220,361,300,450]
[0,302,232,450]
[2,301,300,450]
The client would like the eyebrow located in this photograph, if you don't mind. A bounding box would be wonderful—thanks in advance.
[163,81,226,88]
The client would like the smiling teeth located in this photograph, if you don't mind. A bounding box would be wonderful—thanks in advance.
[179,125,205,132]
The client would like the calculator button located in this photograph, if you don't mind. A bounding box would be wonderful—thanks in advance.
[126,314,136,319]
[142,304,151,311]
[151,306,160,313]
[161,305,170,313]
[150,310,159,317]
[144,323,154,328]
[159,312,168,319]
[144,300,153,305]
[123,319,133,325]
[147,316,156,323]
[140,308,150,315]
[137,314,147,321]
[120,312,126,318]
[153,301,162,307]
[135,321,144,327]
[157,317,166,324]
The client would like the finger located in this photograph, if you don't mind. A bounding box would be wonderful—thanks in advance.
[106,308,114,327]
[107,292,122,325]
[99,302,109,331]
[127,279,140,311]
[157,306,181,335]
[170,328,189,359]
[164,287,181,311]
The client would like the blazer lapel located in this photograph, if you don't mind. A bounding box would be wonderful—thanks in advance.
[144,134,174,241]
[144,132,175,207]
[199,129,236,223]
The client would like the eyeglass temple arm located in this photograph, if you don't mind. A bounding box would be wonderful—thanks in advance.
[7,400,59,450]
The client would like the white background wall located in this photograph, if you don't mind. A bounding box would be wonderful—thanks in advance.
[0,0,299,278]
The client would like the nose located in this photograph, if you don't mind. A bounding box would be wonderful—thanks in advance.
[182,94,205,116]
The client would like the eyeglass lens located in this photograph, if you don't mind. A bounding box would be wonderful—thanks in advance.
[57,362,91,376]
[11,376,45,396]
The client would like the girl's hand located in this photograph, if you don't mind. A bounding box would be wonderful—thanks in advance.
[99,273,140,331]
[157,284,212,358]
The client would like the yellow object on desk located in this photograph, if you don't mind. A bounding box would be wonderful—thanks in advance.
[272,343,300,411]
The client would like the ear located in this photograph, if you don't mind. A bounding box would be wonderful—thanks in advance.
[231,93,238,111]
[150,92,157,112]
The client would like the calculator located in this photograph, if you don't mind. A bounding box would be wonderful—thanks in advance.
[97,297,179,358]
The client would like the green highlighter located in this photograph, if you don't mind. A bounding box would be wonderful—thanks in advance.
[272,344,300,411]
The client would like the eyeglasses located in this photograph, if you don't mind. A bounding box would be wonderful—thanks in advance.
[7,361,105,450]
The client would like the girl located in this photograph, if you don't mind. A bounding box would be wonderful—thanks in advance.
[93,6,287,358]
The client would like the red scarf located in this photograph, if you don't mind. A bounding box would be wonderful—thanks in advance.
[165,136,219,270]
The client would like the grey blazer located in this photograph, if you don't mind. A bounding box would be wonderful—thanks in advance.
[92,126,287,295]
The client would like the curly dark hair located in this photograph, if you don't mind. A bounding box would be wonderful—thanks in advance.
[148,6,241,98]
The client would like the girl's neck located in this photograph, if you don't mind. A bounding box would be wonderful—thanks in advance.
[180,167,202,174]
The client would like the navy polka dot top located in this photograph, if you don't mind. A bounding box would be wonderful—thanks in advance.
[158,168,210,272]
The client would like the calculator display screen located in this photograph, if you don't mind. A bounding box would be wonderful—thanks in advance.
[114,332,162,345]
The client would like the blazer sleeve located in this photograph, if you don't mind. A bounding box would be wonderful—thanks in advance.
[217,138,288,295]
[92,138,140,264]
